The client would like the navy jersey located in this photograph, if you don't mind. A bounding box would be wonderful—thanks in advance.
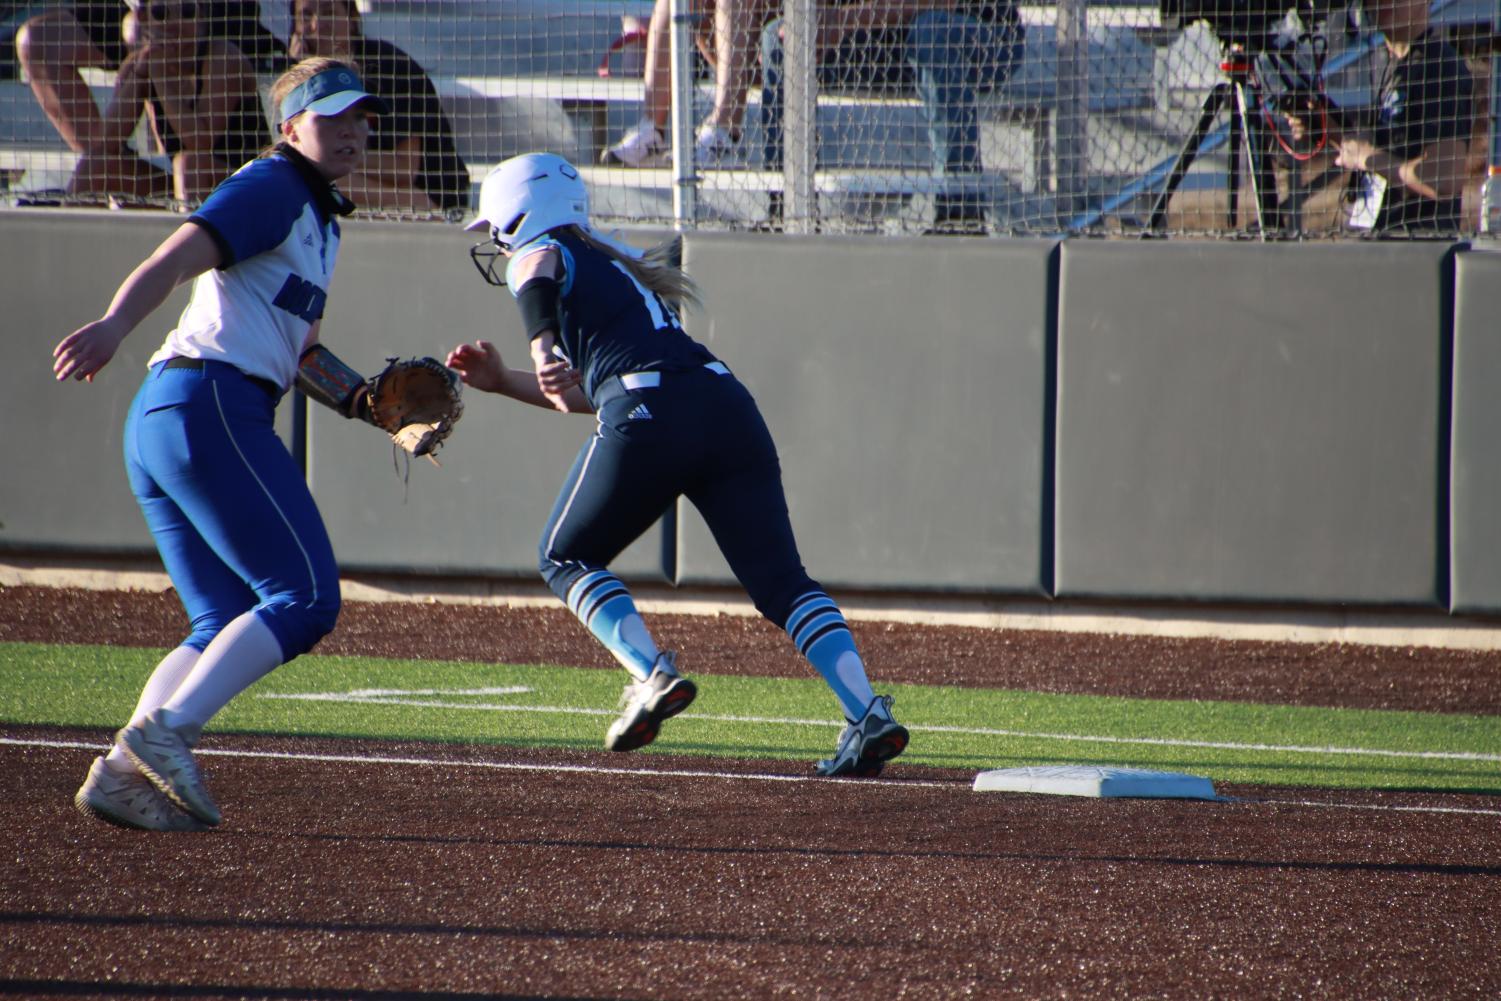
[507,229,717,404]
[1371,28,1473,232]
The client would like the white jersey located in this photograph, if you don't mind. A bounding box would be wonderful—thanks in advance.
[148,151,347,391]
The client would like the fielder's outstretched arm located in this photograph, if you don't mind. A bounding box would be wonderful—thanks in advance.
[52,222,221,383]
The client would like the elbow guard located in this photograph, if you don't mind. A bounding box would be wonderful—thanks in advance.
[515,276,562,341]
[297,344,372,421]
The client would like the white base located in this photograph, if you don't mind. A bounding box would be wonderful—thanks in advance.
[972,765,1218,800]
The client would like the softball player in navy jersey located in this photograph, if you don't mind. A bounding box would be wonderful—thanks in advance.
[53,58,407,831]
[448,152,909,776]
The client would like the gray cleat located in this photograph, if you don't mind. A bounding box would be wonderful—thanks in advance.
[814,695,909,777]
[119,710,221,826]
[74,756,210,832]
[605,653,697,752]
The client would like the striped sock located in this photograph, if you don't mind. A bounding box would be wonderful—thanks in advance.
[785,591,879,720]
[566,570,660,681]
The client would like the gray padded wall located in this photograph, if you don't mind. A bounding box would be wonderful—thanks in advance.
[5,211,1476,615]
[1055,240,1452,606]
[676,232,1056,594]
[1449,249,1501,614]
[307,219,665,579]
[0,211,292,554]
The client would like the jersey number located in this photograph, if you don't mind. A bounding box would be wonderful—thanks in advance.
[611,261,680,332]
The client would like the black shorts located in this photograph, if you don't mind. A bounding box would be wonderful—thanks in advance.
[69,1,129,67]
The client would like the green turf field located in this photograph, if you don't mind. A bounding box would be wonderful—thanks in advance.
[3,642,1498,792]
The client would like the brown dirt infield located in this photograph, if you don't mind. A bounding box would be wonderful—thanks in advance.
[2,584,1499,999]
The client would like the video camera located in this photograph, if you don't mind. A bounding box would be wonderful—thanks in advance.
[1159,0,1352,124]
[1158,0,1339,52]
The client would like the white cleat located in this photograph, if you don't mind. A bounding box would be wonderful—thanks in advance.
[813,695,909,777]
[605,653,698,752]
[74,756,210,832]
[119,710,221,826]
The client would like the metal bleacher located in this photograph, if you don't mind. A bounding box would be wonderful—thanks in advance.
[4,0,1465,233]
[373,1,1172,230]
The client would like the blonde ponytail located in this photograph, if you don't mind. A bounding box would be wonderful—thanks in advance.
[568,227,702,314]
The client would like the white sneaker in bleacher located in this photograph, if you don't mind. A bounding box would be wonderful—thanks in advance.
[601,118,668,167]
[74,756,209,832]
[692,123,741,168]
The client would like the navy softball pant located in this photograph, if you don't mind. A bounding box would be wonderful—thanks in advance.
[539,365,818,630]
[124,359,341,659]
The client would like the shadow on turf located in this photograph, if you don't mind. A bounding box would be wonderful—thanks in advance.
[154,821,1501,877]
[0,977,601,1000]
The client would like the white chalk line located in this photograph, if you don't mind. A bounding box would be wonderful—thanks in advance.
[4,736,1499,817]
[1246,797,1501,817]
[1,736,945,790]
[258,688,1501,765]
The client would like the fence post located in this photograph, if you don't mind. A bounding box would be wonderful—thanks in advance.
[783,0,817,233]
[1054,0,1090,223]
[669,0,698,229]
[1481,4,1500,236]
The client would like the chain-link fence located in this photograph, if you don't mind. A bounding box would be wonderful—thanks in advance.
[1,0,1494,237]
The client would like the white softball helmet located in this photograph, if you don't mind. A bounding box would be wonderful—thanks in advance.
[466,152,589,251]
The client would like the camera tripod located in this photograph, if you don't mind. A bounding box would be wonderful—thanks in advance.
[1147,46,1285,235]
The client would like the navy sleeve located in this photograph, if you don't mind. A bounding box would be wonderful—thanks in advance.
[187,159,308,268]
[360,38,436,152]
[1379,37,1473,161]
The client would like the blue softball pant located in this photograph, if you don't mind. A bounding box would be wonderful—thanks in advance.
[539,366,819,630]
[124,359,341,659]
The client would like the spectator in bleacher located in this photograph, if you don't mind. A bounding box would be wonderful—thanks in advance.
[758,0,1024,232]
[1291,0,1473,233]
[104,1,267,203]
[602,0,778,168]
[288,0,469,216]
[14,1,286,202]
[1346,0,1473,233]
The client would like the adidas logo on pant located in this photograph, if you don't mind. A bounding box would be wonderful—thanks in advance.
[627,403,653,421]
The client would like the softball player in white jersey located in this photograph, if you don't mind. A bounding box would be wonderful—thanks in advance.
[54,58,400,831]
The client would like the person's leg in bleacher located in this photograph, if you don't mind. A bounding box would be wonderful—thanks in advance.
[760,15,896,229]
[605,0,774,167]
[693,0,777,165]
[15,3,168,200]
[903,6,1023,232]
[602,0,675,166]
[759,13,900,229]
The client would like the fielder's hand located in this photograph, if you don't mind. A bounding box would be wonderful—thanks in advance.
[54,317,129,383]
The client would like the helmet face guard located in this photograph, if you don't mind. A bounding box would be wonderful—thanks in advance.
[469,233,506,287]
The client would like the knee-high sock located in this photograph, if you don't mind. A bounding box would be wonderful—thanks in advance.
[566,570,661,681]
[784,591,882,720]
[105,644,201,769]
[158,611,285,734]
